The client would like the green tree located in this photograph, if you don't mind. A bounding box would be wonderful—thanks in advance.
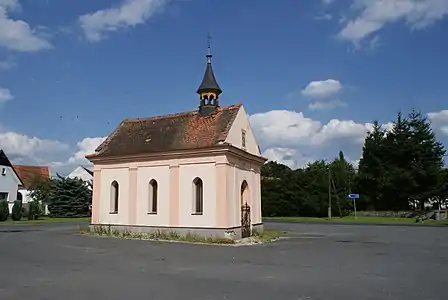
[48,177,92,218]
[0,200,9,221]
[11,200,22,221]
[29,175,55,212]
[330,151,356,215]
[261,161,292,179]
[301,160,330,217]
[28,201,42,220]
[407,109,446,210]
[357,121,387,210]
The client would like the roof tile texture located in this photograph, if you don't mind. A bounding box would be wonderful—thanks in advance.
[94,104,241,158]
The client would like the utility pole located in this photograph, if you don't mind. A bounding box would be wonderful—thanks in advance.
[328,167,332,220]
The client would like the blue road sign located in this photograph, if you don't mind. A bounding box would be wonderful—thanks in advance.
[348,194,360,199]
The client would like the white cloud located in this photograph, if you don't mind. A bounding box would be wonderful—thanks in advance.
[0,0,52,52]
[338,0,448,44]
[428,109,448,136]
[262,147,315,169]
[78,0,170,42]
[249,109,395,169]
[308,99,347,110]
[0,130,69,162]
[68,136,106,165]
[301,79,342,99]
[0,87,13,102]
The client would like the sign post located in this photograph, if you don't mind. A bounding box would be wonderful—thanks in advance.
[348,194,360,219]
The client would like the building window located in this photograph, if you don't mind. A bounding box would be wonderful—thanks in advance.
[0,192,8,201]
[241,180,249,206]
[192,177,203,214]
[110,181,119,213]
[149,179,158,214]
[17,192,23,202]
[241,130,246,148]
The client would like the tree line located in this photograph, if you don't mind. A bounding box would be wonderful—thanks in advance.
[261,109,448,217]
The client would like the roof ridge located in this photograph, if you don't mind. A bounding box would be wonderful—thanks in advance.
[13,164,49,168]
[124,104,242,123]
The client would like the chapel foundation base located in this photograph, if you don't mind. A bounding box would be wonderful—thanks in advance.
[89,223,264,240]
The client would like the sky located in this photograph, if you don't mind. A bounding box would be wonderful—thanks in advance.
[1,0,448,175]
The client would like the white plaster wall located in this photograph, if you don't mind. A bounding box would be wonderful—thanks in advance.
[66,167,93,189]
[178,163,216,227]
[99,167,130,225]
[227,164,261,228]
[225,106,261,156]
[0,166,19,213]
[18,189,32,203]
[136,165,170,226]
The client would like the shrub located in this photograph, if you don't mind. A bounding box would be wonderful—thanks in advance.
[21,204,29,219]
[0,200,9,221]
[11,200,22,221]
[28,201,41,220]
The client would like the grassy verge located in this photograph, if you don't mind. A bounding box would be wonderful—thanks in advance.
[264,216,448,226]
[252,229,288,243]
[81,225,287,245]
[1,217,91,225]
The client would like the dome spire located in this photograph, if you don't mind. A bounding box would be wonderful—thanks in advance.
[196,34,222,116]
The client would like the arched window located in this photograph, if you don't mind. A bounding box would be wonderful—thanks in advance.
[192,177,203,214]
[209,94,215,105]
[149,179,158,214]
[241,180,249,206]
[17,191,23,201]
[110,181,119,213]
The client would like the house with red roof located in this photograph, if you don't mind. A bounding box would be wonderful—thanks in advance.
[0,149,52,213]
[13,165,51,207]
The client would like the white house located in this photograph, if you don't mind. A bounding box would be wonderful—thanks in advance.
[66,166,93,189]
[0,150,23,212]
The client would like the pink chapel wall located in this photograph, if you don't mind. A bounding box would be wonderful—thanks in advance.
[91,152,262,229]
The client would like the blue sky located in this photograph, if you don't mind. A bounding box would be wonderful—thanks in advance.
[1,0,448,173]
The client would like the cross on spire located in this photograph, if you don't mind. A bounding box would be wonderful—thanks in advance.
[206,33,212,63]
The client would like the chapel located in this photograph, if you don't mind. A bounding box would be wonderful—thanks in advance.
[86,41,267,239]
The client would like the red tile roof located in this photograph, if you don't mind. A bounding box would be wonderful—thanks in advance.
[90,104,241,159]
[13,165,50,189]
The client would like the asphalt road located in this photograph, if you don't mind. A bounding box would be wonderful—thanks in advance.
[0,222,447,300]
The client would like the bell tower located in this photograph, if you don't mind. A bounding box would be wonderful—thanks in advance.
[196,35,222,116]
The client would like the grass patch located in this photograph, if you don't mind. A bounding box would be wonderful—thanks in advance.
[81,226,288,245]
[252,229,288,243]
[264,216,448,226]
[1,217,91,225]
[82,225,236,245]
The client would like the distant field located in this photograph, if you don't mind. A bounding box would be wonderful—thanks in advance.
[264,216,448,226]
[1,217,90,225]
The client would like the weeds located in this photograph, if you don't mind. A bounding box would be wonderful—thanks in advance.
[80,225,286,245]
[82,225,236,244]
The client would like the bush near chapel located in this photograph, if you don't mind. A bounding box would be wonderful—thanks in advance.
[48,177,92,218]
[11,200,22,221]
[0,200,9,221]
[28,201,41,220]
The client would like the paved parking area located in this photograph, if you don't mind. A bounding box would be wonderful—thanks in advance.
[0,222,447,300]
